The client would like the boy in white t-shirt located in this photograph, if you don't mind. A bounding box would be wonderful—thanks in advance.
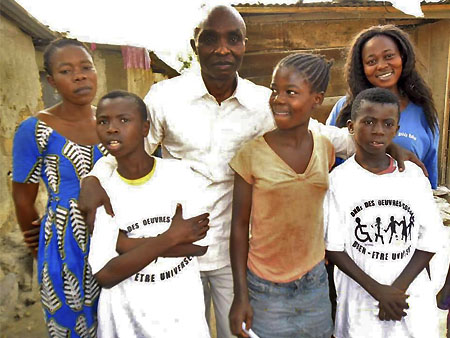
[88,90,211,338]
[324,88,443,338]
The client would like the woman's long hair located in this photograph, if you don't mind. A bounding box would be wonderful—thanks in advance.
[336,25,438,135]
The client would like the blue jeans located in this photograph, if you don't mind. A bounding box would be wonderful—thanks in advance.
[247,261,333,338]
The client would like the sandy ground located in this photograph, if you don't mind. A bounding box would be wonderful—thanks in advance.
[1,290,446,338]
[1,228,448,338]
[0,301,218,338]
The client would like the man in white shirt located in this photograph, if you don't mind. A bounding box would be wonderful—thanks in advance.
[144,7,354,337]
[80,5,418,337]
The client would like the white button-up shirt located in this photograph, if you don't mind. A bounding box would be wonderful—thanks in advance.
[144,70,354,271]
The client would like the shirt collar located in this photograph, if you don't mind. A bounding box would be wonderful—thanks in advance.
[233,76,258,110]
[188,69,257,110]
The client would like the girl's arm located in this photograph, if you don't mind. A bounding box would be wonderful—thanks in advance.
[326,250,409,321]
[229,173,253,337]
[116,231,208,257]
[12,182,40,257]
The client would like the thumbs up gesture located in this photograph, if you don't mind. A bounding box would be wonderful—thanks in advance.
[166,204,209,245]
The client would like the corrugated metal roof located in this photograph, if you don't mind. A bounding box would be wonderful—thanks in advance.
[0,0,57,44]
[235,1,450,7]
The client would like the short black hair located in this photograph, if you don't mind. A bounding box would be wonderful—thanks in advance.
[43,38,91,75]
[351,88,400,121]
[97,90,148,121]
[274,53,333,93]
[193,5,246,41]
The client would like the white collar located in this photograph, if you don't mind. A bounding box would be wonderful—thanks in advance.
[187,70,258,110]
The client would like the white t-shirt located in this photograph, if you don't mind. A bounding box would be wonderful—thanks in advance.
[89,70,354,272]
[324,156,444,338]
[89,158,210,338]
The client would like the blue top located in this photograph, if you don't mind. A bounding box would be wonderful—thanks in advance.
[326,96,439,188]
[13,116,107,336]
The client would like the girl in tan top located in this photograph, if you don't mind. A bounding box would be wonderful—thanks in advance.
[229,53,335,338]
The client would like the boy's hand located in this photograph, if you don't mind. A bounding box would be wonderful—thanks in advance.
[78,176,114,233]
[373,284,409,321]
[229,296,253,338]
[437,283,450,310]
[166,204,209,245]
[386,143,428,176]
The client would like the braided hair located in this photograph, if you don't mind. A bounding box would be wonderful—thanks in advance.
[336,25,438,134]
[274,53,333,93]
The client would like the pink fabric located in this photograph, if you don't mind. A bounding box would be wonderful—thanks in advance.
[90,43,97,51]
[121,46,151,70]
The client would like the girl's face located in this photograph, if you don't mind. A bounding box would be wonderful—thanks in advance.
[361,35,403,92]
[47,45,97,106]
[269,66,323,130]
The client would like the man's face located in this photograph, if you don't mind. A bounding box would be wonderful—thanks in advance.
[191,8,247,82]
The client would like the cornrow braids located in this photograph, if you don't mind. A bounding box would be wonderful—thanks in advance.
[43,38,90,76]
[336,24,438,135]
[275,53,333,93]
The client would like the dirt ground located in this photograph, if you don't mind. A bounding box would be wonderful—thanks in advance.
[0,293,447,338]
[0,301,218,338]
[1,228,449,338]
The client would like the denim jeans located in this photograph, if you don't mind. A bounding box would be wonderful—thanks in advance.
[247,261,333,338]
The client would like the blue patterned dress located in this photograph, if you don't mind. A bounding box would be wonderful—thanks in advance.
[13,116,107,338]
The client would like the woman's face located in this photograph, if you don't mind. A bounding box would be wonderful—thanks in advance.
[361,35,403,92]
[47,45,97,106]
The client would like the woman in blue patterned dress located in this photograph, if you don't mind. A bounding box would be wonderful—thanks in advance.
[12,38,107,337]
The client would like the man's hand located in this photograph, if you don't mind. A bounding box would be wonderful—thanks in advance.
[386,143,428,176]
[23,217,41,258]
[373,283,409,321]
[166,204,209,245]
[229,296,253,338]
[78,176,114,233]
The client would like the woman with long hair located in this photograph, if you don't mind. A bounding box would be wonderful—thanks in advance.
[327,24,439,188]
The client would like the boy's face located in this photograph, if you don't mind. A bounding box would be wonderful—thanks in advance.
[348,101,399,156]
[96,97,149,158]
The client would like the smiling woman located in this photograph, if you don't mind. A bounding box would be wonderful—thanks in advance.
[11,38,108,337]
[326,24,440,189]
